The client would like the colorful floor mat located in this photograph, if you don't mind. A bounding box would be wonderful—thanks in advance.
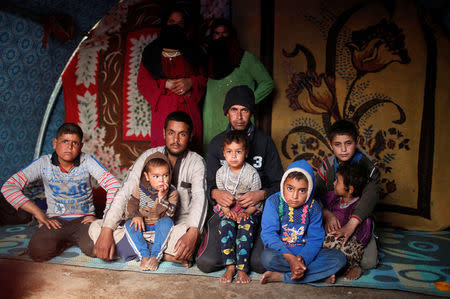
[0,224,448,297]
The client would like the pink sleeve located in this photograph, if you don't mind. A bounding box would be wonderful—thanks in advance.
[1,171,30,209]
[97,171,121,214]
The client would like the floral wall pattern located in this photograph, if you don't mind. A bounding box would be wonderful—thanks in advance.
[271,0,449,230]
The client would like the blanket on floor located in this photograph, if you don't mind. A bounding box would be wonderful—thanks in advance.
[0,224,448,296]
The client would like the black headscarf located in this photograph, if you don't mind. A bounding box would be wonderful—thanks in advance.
[207,19,244,80]
[141,24,200,80]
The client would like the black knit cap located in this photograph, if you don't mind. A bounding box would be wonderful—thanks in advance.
[223,85,255,115]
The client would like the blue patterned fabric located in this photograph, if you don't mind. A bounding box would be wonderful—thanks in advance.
[0,0,116,185]
[0,224,448,296]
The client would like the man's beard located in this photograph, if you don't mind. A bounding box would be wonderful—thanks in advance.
[166,144,187,157]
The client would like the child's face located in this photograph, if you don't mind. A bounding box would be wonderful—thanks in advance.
[333,173,348,197]
[283,177,308,208]
[223,141,247,171]
[53,133,83,165]
[330,134,357,163]
[144,165,170,191]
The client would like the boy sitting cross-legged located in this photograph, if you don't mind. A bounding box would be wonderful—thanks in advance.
[1,123,121,262]
[259,160,346,284]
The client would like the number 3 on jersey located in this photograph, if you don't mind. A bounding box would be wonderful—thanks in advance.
[253,156,263,169]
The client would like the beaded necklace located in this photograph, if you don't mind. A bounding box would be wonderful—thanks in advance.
[224,163,245,196]
[162,49,181,58]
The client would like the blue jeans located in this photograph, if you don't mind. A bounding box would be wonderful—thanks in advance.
[261,247,346,283]
[124,217,173,261]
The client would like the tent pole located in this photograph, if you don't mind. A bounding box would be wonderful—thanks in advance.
[33,36,88,159]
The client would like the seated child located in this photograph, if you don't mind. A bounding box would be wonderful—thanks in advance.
[1,123,121,261]
[322,163,372,280]
[214,130,262,284]
[260,160,346,284]
[315,119,380,269]
[124,152,178,271]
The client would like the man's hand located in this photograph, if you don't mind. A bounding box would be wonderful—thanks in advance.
[236,190,266,208]
[211,189,235,208]
[93,227,115,260]
[81,215,97,224]
[323,209,341,234]
[174,227,199,261]
[283,253,307,280]
[331,217,360,245]
[130,216,145,232]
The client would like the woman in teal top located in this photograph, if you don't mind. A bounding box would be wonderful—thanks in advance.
[203,19,274,152]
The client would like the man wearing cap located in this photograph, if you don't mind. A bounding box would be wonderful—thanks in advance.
[196,85,283,274]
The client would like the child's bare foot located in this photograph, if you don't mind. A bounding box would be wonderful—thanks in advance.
[236,270,251,284]
[163,253,192,268]
[260,271,283,284]
[344,266,362,280]
[147,257,159,271]
[140,257,151,271]
[324,274,336,284]
[219,265,236,283]
[180,259,192,268]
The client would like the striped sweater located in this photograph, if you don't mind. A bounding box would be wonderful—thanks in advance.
[1,152,121,219]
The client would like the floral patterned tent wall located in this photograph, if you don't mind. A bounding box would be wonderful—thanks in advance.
[271,0,449,230]
[62,0,229,181]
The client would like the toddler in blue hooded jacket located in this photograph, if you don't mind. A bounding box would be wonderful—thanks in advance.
[260,160,346,284]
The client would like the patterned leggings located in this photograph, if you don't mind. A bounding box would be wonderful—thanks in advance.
[322,233,365,267]
[219,215,257,272]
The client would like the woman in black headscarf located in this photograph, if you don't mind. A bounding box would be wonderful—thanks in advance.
[202,18,274,151]
[137,8,206,151]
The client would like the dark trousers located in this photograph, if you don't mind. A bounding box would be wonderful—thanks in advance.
[196,213,265,274]
[28,217,94,262]
[219,215,258,272]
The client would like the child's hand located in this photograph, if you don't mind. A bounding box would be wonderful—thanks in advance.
[283,253,307,280]
[36,214,61,230]
[331,217,360,245]
[291,256,307,280]
[81,215,97,224]
[130,216,145,232]
[158,182,169,200]
[222,207,237,221]
[236,206,256,223]
[236,212,249,223]
[323,209,341,234]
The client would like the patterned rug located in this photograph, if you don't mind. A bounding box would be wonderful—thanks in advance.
[0,224,448,297]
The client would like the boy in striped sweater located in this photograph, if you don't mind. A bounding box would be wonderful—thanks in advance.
[1,123,120,261]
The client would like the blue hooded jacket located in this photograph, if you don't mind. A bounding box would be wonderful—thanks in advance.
[261,160,325,266]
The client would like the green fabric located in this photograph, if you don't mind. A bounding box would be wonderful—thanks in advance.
[202,51,274,152]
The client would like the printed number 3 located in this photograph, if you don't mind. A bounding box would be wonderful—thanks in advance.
[253,156,262,169]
